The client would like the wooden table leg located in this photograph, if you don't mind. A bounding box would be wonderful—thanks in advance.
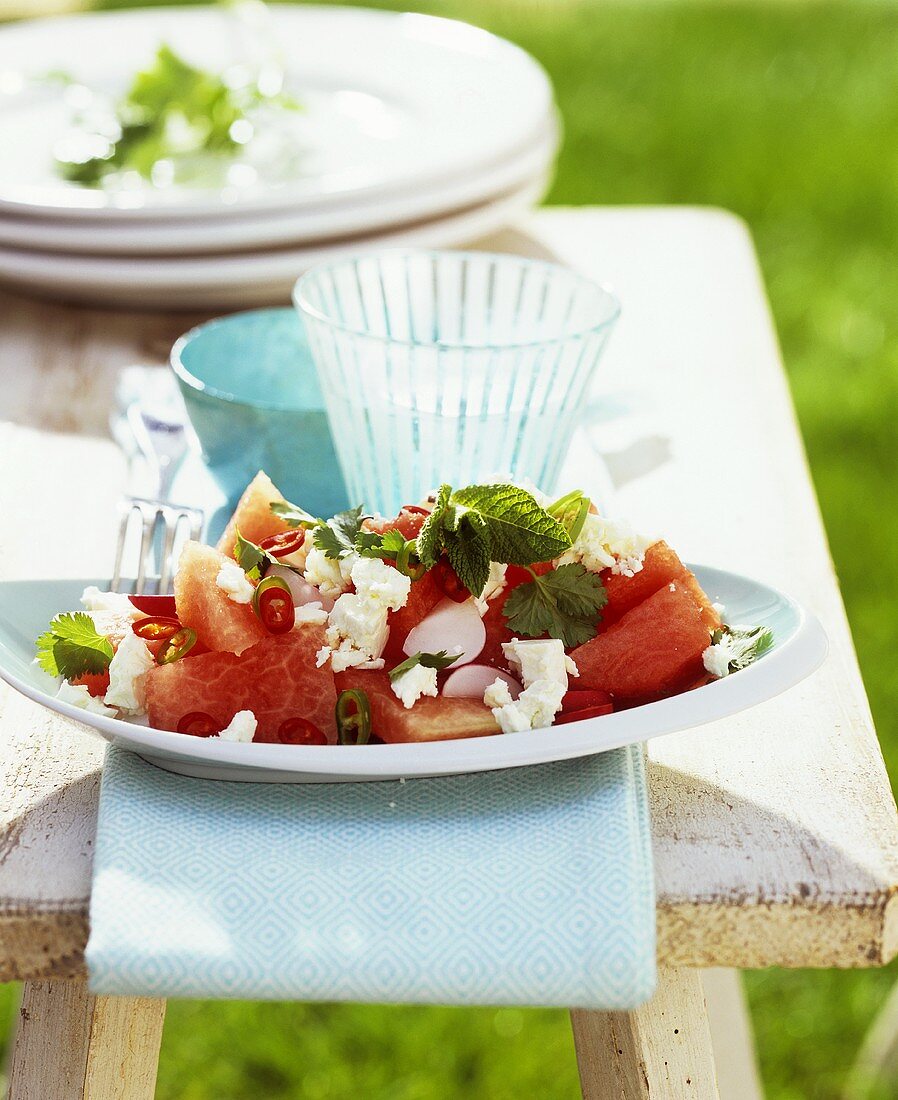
[6,979,166,1100]
[570,967,720,1099]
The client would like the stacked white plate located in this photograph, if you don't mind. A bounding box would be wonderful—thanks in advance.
[0,5,558,309]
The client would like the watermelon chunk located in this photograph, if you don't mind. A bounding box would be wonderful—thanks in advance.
[601,541,721,631]
[146,626,337,742]
[383,569,444,663]
[217,471,292,558]
[335,669,499,743]
[175,541,267,655]
[571,581,711,704]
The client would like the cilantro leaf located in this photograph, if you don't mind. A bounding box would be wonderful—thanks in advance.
[270,499,321,530]
[36,612,115,680]
[503,564,607,648]
[388,650,462,682]
[711,625,774,673]
[234,529,270,581]
[355,529,407,560]
[314,506,365,559]
[547,489,591,543]
[451,484,572,565]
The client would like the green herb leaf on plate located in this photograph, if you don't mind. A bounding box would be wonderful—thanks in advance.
[503,563,608,648]
[452,483,572,565]
[270,499,322,530]
[234,529,271,581]
[388,650,462,682]
[711,624,774,673]
[314,506,366,559]
[355,528,407,560]
[36,612,115,680]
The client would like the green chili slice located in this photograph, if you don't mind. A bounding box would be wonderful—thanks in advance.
[396,539,426,581]
[156,626,197,665]
[335,689,372,745]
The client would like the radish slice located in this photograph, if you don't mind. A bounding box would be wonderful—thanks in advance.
[266,565,335,612]
[402,597,485,666]
[443,665,522,700]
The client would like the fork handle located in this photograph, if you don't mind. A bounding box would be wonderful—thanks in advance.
[126,404,188,503]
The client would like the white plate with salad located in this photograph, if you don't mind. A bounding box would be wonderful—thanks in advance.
[0,473,828,783]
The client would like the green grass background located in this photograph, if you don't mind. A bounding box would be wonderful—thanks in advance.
[3,0,898,1096]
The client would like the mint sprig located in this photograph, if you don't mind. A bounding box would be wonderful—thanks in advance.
[416,483,572,596]
[503,563,607,648]
[36,612,115,680]
[388,650,462,682]
[314,506,366,560]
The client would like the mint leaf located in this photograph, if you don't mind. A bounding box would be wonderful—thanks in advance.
[270,499,321,530]
[388,650,462,682]
[442,509,491,596]
[711,624,774,672]
[314,506,365,559]
[36,612,115,680]
[234,528,270,580]
[355,528,407,560]
[503,564,607,648]
[452,484,571,565]
[416,484,452,568]
[547,490,591,543]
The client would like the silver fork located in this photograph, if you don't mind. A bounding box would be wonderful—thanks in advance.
[111,401,204,594]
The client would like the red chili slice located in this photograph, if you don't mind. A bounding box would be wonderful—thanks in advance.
[259,530,306,558]
[561,689,614,714]
[129,594,177,617]
[252,575,295,634]
[434,559,471,603]
[177,711,220,737]
[132,615,182,642]
[277,717,328,745]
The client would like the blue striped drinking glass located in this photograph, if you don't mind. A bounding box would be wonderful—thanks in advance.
[294,250,620,515]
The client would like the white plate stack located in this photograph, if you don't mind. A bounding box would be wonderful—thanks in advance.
[0,5,558,309]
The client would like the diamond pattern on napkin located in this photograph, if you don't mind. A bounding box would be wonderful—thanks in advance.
[87,745,655,1009]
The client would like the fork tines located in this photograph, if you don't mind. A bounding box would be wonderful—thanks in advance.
[112,497,204,595]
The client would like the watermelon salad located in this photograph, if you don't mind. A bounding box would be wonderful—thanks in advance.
[35,473,773,746]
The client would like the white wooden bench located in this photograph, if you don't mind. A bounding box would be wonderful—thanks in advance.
[2,207,896,1098]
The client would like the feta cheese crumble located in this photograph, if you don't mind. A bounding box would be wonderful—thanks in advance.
[216,559,255,605]
[485,638,578,734]
[391,663,439,709]
[103,631,155,715]
[80,586,142,619]
[320,557,411,673]
[294,602,328,626]
[217,710,257,743]
[554,512,653,578]
[303,546,356,599]
[474,561,508,616]
[56,681,118,717]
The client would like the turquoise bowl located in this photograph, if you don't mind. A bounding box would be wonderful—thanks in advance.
[171,308,349,517]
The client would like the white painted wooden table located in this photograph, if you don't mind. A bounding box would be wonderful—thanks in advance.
[1,207,897,1099]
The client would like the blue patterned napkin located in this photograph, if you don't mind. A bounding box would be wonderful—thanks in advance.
[87,745,655,1008]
